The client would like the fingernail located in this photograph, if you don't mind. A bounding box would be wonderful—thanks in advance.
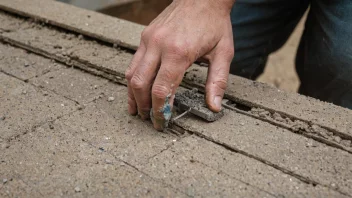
[213,96,222,111]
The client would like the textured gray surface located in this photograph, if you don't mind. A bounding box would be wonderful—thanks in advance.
[0,73,77,140]
[176,110,352,195]
[0,121,182,198]
[30,67,110,104]
[0,43,63,80]
[0,5,351,197]
[142,135,346,197]
[0,0,143,49]
[0,9,350,139]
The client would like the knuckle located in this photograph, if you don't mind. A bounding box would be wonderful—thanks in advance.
[130,73,146,90]
[125,68,134,81]
[222,45,235,60]
[162,69,175,81]
[168,41,189,58]
[141,27,151,40]
[150,28,167,45]
[152,84,170,100]
[212,78,228,92]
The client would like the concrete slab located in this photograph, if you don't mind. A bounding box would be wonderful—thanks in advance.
[0,72,26,99]
[0,73,77,140]
[160,135,346,197]
[31,67,110,104]
[0,10,350,140]
[58,82,179,167]
[141,140,274,197]
[0,122,183,197]
[0,43,63,81]
[0,6,351,197]
[176,111,352,196]
[0,0,143,50]
[0,11,131,76]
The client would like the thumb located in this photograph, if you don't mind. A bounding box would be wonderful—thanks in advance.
[205,43,234,112]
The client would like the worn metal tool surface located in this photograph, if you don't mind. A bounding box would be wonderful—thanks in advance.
[173,88,224,122]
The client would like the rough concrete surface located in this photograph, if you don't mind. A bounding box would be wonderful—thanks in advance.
[176,111,352,195]
[58,84,180,167]
[0,10,350,140]
[143,135,346,197]
[0,73,77,141]
[0,43,63,81]
[143,149,274,198]
[0,43,183,197]
[1,5,352,197]
[30,67,110,104]
[0,122,182,197]
[0,0,143,50]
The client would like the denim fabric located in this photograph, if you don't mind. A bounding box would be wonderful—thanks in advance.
[230,0,352,109]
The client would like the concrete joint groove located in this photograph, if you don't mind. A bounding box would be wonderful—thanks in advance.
[0,71,85,143]
[222,102,352,154]
[83,141,192,197]
[178,126,352,197]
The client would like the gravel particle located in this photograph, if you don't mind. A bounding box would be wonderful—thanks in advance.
[74,186,81,192]
[341,140,351,147]
[108,97,115,102]
[334,136,342,143]
[105,159,113,164]
[0,116,5,121]
[1,143,10,149]
[3,178,7,184]
[78,34,84,40]
[24,63,30,67]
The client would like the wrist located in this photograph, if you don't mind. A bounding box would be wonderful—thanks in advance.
[173,0,235,14]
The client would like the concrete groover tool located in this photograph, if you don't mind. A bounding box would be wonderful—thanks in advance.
[173,88,224,122]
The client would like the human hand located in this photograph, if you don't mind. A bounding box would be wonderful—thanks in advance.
[125,0,235,131]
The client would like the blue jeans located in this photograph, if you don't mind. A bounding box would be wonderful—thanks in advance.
[230,0,352,109]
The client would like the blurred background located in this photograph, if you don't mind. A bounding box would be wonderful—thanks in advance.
[57,0,303,93]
